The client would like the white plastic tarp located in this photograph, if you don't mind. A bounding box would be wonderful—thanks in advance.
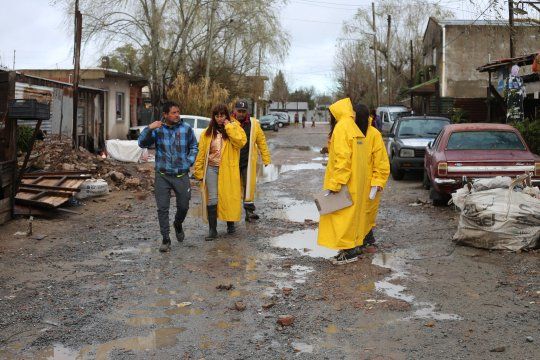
[106,140,144,163]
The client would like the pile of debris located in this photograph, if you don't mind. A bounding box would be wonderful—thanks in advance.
[19,135,155,192]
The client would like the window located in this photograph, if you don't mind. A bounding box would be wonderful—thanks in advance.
[182,117,195,127]
[115,92,124,122]
[432,47,437,65]
[397,119,449,138]
[196,119,210,129]
[446,131,526,150]
[382,112,389,123]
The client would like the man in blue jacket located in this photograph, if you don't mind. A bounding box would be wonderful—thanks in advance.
[138,101,198,252]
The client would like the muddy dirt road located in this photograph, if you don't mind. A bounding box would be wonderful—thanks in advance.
[0,125,538,359]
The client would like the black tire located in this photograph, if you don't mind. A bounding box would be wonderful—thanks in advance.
[430,187,449,206]
[422,170,431,190]
[278,122,284,128]
[390,161,405,180]
[274,124,279,132]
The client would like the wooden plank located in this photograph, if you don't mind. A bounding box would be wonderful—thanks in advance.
[19,183,82,192]
[22,170,95,177]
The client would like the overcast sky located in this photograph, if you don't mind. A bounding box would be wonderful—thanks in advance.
[0,0,507,94]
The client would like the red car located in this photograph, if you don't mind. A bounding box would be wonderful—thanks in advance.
[424,123,540,205]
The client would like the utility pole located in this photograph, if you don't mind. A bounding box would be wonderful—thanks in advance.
[386,14,391,105]
[410,40,414,109]
[72,0,82,149]
[204,0,217,101]
[509,0,515,58]
[372,2,380,107]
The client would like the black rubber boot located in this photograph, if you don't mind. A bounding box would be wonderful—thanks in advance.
[227,221,236,234]
[205,205,218,241]
[174,221,185,242]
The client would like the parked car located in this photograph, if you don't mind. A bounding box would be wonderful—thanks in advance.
[424,123,540,206]
[269,112,290,127]
[387,116,451,180]
[376,105,412,134]
[128,115,211,141]
[259,114,279,132]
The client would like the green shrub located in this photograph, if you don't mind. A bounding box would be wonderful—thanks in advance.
[512,119,540,155]
[17,125,34,153]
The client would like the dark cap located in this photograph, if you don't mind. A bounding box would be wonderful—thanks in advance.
[234,100,249,110]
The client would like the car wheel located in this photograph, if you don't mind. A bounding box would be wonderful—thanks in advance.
[390,161,405,181]
[278,122,284,128]
[422,170,431,190]
[430,187,449,206]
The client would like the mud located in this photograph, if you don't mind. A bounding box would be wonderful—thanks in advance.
[0,126,538,359]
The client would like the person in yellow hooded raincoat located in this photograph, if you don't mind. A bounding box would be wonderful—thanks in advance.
[354,103,390,253]
[317,97,369,264]
[193,104,247,240]
[232,101,272,222]
[317,99,390,264]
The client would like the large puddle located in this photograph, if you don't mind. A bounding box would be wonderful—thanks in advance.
[271,196,319,223]
[257,163,325,183]
[270,229,337,259]
[372,252,462,321]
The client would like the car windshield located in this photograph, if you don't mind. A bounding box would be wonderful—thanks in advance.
[447,131,526,150]
[397,119,449,137]
[390,111,412,122]
[260,115,274,122]
[182,118,195,127]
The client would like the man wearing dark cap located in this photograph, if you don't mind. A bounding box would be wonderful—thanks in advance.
[232,101,272,222]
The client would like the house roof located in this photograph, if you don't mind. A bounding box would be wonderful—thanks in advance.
[14,71,105,92]
[431,18,538,27]
[268,102,309,111]
[477,52,538,72]
[18,68,147,84]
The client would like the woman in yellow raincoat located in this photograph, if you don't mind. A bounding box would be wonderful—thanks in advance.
[317,98,369,264]
[193,104,247,240]
[355,103,390,253]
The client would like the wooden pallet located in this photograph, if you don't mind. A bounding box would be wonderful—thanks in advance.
[15,173,90,208]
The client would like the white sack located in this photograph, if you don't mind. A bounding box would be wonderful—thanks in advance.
[76,179,109,199]
[106,140,144,163]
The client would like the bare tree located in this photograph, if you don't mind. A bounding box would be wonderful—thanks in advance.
[269,70,289,110]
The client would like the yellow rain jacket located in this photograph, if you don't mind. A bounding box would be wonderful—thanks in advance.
[317,98,369,250]
[193,120,247,221]
[364,118,390,234]
[241,117,272,202]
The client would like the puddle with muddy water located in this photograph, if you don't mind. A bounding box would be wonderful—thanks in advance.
[271,196,319,223]
[35,328,185,360]
[270,229,337,259]
[257,163,325,183]
[372,252,462,321]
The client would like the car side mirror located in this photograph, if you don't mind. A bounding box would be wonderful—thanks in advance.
[427,141,433,149]
[388,133,394,138]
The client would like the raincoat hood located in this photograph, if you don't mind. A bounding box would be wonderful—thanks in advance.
[329,98,355,122]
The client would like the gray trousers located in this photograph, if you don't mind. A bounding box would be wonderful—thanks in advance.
[154,173,191,242]
[206,166,219,206]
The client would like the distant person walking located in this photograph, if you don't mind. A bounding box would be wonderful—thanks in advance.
[302,114,307,128]
[232,101,272,222]
[311,116,316,127]
[294,113,299,127]
[138,101,198,253]
[193,104,247,240]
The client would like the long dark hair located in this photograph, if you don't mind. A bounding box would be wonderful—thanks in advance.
[205,103,230,139]
[354,103,370,136]
[328,112,337,139]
